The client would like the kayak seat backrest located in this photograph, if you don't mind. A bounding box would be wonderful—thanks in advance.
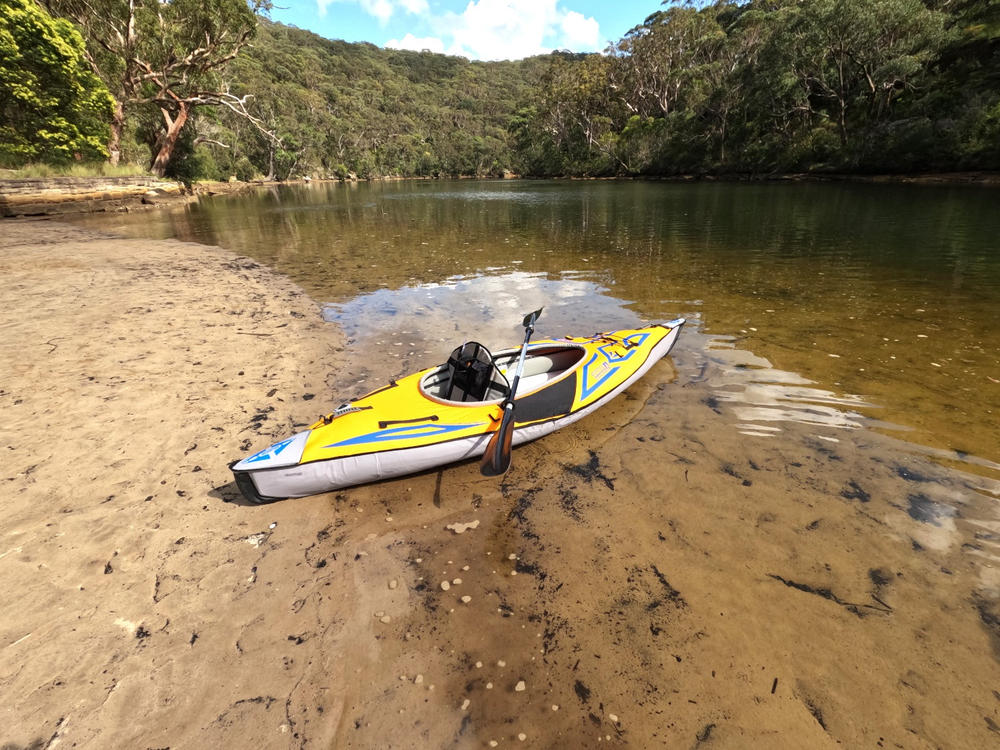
[443,341,509,403]
[421,345,584,403]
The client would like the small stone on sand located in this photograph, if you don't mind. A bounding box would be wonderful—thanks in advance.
[461,595,472,604]
[497,660,506,667]
[389,579,398,590]
[508,553,516,560]
[380,615,391,624]
[515,680,526,692]
[486,682,493,689]
[440,581,451,591]
[609,713,618,723]
[414,674,423,684]
[552,704,559,711]
[518,733,526,741]
[462,698,470,710]
[476,661,483,668]
[446,519,480,534]
[452,578,462,585]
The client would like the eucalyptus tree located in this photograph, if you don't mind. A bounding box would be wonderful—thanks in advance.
[0,0,113,166]
[42,0,271,175]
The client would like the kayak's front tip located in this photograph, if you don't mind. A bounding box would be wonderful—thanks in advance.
[664,317,686,328]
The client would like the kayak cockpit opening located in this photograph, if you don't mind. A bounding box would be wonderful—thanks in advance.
[420,343,586,404]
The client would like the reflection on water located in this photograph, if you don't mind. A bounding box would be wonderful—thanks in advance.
[322,271,642,349]
[71,179,1000,480]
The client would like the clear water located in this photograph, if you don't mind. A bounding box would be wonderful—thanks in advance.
[74,179,1000,480]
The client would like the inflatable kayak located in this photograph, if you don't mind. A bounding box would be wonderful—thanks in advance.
[230,317,685,503]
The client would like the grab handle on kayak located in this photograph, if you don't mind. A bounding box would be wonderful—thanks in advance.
[378,414,440,429]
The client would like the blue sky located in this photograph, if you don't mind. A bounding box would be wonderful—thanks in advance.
[268,1,665,60]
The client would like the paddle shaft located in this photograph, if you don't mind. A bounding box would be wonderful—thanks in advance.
[480,309,541,476]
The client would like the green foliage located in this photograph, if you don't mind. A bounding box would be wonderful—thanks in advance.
[518,0,999,176]
[15,0,996,178]
[0,0,113,167]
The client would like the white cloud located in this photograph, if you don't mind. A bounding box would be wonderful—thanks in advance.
[317,0,603,59]
[386,33,446,54]
[317,0,428,22]
[559,10,600,50]
[439,0,603,60]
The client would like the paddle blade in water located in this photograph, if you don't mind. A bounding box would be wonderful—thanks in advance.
[480,406,515,477]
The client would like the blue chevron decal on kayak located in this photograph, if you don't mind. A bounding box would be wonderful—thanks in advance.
[245,437,295,464]
[580,333,651,400]
[326,422,484,447]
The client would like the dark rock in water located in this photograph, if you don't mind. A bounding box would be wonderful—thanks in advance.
[564,450,615,490]
[840,480,871,503]
[868,568,892,588]
[907,494,955,527]
[896,465,935,483]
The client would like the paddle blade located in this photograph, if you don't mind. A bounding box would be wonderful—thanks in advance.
[522,307,543,329]
[480,407,515,477]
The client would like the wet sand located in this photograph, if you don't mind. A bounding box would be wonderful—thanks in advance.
[2,221,999,748]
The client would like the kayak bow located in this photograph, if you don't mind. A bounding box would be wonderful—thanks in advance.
[230,318,684,503]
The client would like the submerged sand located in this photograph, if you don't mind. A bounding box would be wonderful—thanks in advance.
[1,221,999,748]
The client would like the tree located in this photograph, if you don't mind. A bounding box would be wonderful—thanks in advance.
[0,0,113,167]
[43,0,270,175]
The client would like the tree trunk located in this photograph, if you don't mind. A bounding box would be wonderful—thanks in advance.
[150,101,190,177]
[108,100,125,166]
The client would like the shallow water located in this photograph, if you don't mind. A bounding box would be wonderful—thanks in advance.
[66,180,1000,745]
[75,179,1000,477]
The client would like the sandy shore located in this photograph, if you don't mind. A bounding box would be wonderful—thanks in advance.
[2,221,999,748]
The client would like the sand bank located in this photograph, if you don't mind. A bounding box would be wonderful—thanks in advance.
[1,221,998,748]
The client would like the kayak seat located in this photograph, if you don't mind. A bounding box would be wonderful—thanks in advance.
[421,345,585,404]
[441,341,510,403]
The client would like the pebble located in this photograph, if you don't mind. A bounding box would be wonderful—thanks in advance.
[489,742,498,748]
[446,520,480,534]
[452,578,462,585]
[462,698,470,710]
[476,661,483,668]
[497,660,506,667]
[380,615,391,624]
[609,713,618,723]
[389,579,398,590]
[552,704,559,711]
[486,682,493,689]
[441,581,451,591]
[510,571,517,576]
[414,674,423,684]
[462,565,470,571]
[518,733,527,741]
[508,553,517,560]
[515,680,526,692]
[461,595,472,604]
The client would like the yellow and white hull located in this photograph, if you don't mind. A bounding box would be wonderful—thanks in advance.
[231,319,684,502]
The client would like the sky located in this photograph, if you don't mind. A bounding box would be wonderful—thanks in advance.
[268,0,665,61]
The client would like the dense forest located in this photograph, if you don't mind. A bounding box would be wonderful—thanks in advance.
[2,0,998,179]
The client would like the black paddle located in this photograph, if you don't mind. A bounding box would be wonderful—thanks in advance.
[481,308,543,477]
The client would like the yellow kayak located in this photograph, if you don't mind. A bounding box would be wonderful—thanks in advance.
[231,318,684,502]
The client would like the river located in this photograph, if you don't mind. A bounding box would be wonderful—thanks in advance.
[70,178,1000,745]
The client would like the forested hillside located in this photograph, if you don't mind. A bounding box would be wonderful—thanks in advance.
[193,21,549,181]
[4,0,998,179]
